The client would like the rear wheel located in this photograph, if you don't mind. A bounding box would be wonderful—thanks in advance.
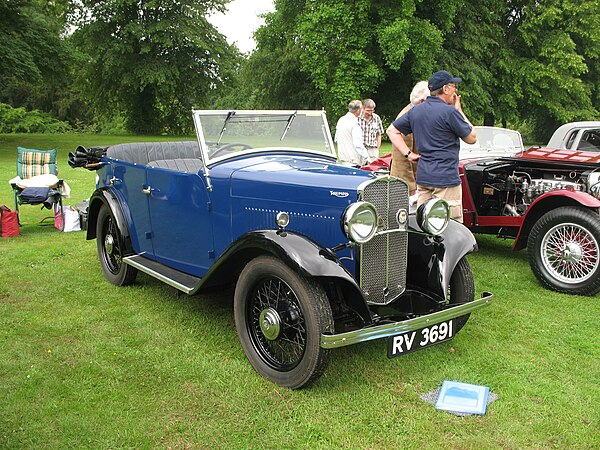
[447,256,475,332]
[96,204,137,286]
[527,207,600,296]
[234,256,333,389]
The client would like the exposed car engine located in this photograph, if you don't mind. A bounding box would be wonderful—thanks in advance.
[464,160,600,217]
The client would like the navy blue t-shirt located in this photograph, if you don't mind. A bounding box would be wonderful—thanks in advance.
[392,96,472,187]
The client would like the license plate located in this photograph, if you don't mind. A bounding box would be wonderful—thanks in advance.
[387,320,454,358]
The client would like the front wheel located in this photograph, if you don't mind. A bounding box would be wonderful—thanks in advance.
[96,204,137,286]
[527,207,600,296]
[234,256,334,389]
[447,256,475,332]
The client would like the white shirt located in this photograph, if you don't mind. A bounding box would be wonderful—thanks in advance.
[334,112,368,165]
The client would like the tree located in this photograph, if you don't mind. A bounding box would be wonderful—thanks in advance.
[0,0,79,122]
[506,0,600,139]
[248,0,465,120]
[246,0,599,140]
[71,0,239,134]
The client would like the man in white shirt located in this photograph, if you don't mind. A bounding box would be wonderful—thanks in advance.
[334,100,368,166]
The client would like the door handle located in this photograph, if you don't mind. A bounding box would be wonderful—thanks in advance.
[142,186,152,195]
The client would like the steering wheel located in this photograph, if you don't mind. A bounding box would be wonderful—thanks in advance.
[211,142,253,158]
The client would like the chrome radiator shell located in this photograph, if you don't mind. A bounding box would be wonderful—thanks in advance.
[358,176,409,305]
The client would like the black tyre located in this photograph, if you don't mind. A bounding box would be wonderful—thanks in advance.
[527,207,600,296]
[96,204,137,286]
[234,256,334,389]
[447,256,475,332]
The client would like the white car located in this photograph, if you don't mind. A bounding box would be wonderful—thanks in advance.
[546,121,600,152]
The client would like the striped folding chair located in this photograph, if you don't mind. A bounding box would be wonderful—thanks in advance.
[11,147,64,230]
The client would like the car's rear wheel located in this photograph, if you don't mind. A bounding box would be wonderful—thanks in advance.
[234,256,333,389]
[97,204,137,286]
[447,256,475,332]
[527,207,600,296]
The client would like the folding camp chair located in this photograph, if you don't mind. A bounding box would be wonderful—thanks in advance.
[10,146,64,230]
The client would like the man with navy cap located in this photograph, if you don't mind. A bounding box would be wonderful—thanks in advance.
[386,70,477,223]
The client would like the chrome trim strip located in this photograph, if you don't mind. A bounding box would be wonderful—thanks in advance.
[123,256,195,294]
[320,292,494,348]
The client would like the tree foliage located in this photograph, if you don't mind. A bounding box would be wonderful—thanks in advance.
[0,0,79,123]
[248,0,599,140]
[0,0,598,140]
[70,0,239,134]
[0,102,72,133]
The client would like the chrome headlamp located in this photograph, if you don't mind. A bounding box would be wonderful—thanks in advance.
[416,198,450,235]
[343,201,378,244]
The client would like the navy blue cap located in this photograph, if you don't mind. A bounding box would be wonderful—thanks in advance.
[428,70,462,91]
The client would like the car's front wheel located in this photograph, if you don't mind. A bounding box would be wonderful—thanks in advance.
[527,206,600,296]
[97,204,137,286]
[234,256,334,389]
[447,256,475,332]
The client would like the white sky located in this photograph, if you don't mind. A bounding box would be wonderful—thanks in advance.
[209,0,275,53]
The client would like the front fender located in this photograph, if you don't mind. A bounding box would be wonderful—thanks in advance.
[202,229,360,288]
[199,229,370,321]
[407,217,478,299]
[514,190,600,250]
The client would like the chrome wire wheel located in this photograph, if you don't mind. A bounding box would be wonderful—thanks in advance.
[540,222,599,284]
[528,207,600,296]
[248,277,306,371]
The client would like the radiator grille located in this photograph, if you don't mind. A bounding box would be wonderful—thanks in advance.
[359,177,409,305]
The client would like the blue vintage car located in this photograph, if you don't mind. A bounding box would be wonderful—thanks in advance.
[78,110,493,389]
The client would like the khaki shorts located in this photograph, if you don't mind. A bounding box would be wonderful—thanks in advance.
[416,184,463,223]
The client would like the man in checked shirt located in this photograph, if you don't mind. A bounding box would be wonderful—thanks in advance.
[358,98,384,162]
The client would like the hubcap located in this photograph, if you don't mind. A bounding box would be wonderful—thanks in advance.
[104,234,114,255]
[259,308,281,341]
[561,242,583,262]
[541,222,599,284]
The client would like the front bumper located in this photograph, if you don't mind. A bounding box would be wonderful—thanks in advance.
[320,292,493,348]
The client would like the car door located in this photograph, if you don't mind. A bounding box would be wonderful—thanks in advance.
[145,167,215,277]
[110,162,154,256]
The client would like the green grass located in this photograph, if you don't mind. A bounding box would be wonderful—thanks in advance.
[1,134,599,449]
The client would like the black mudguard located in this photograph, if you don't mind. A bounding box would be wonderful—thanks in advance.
[202,229,360,287]
[86,187,134,255]
[199,229,371,321]
[407,217,478,299]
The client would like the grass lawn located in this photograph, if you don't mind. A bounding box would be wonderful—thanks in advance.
[0,134,598,449]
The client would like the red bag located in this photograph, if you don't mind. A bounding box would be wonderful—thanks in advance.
[1,205,20,237]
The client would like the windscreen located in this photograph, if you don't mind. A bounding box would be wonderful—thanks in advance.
[460,126,524,159]
[193,111,336,164]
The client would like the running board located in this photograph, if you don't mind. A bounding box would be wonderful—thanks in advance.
[123,255,202,294]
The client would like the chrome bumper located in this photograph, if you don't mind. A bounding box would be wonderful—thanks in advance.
[320,292,494,349]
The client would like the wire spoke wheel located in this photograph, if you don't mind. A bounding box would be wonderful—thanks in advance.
[96,204,137,286]
[541,222,599,283]
[234,256,333,389]
[101,215,122,274]
[528,207,600,296]
[249,277,307,370]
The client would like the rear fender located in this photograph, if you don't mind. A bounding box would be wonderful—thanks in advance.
[513,191,600,250]
[86,188,134,255]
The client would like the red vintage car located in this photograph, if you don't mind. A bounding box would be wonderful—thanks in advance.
[366,125,600,296]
